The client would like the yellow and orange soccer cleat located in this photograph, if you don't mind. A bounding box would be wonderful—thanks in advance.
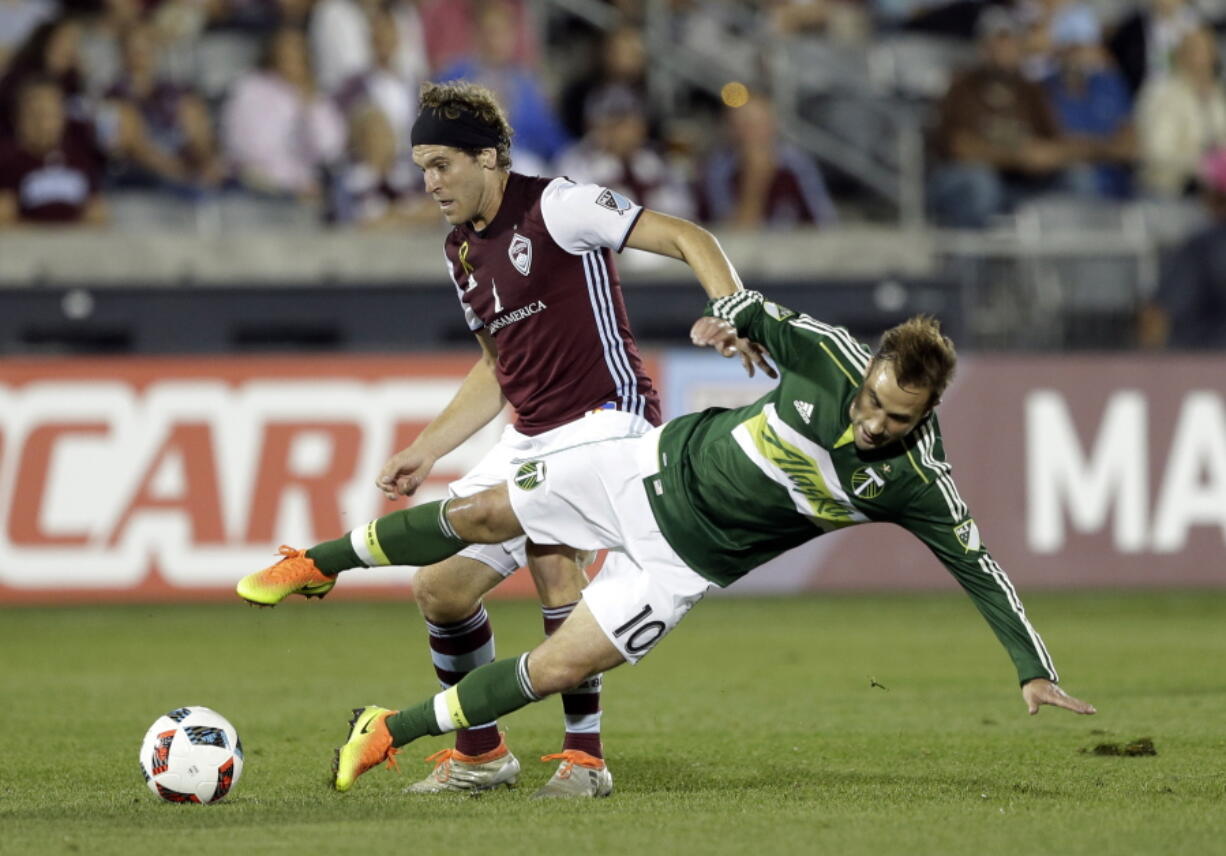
[404,736,521,794]
[235,546,336,606]
[532,750,613,798]
[332,706,399,792]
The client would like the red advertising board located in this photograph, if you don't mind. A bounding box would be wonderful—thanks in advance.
[0,354,537,603]
[1,352,1222,603]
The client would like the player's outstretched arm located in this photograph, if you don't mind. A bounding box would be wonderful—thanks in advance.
[1021,678,1096,716]
[625,210,776,378]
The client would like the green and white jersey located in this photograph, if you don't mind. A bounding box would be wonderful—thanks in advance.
[646,291,1057,685]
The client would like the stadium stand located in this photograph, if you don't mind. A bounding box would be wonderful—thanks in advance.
[1,0,1225,352]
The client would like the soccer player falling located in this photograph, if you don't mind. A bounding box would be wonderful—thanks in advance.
[243,287,1096,794]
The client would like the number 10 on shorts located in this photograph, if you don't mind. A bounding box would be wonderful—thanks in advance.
[614,605,666,655]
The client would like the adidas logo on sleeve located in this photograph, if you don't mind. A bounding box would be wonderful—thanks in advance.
[793,400,813,424]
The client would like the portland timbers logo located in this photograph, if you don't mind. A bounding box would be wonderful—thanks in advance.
[514,460,546,491]
[850,465,886,499]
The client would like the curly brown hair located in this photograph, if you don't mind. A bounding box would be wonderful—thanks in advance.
[873,315,957,408]
[418,80,514,169]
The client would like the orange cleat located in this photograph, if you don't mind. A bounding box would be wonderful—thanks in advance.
[331,706,399,792]
[235,546,336,606]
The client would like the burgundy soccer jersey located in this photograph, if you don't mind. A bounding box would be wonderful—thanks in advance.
[0,120,102,223]
[444,172,661,435]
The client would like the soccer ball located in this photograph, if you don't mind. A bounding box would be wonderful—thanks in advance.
[138,706,244,804]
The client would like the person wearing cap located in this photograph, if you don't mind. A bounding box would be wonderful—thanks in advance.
[1139,147,1226,348]
[928,6,1098,228]
[1041,5,1136,198]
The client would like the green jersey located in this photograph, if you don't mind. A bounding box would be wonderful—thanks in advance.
[645,291,1057,685]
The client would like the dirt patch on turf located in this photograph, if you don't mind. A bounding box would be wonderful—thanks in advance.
[1081,737,1157,756]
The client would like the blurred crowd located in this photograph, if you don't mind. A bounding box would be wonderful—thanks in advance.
[0,0,1225,238]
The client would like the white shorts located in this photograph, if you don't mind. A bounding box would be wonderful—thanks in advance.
[450,408,654,577]
[508,427,712,663]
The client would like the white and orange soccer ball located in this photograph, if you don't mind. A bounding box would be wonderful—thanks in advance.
[138,706,244,804]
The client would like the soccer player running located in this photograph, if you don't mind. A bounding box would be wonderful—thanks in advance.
[236,81,772,798]
[300,290,1098,793]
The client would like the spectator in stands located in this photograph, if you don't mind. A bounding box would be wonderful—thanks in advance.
[0,16,85,135]
[436,0,568,164]
[310,0,425,96]
[701,91,837,228]
[418,0,537,75]
[0,77,107,226]
[554,83,696,219]
[327,103,433,227]
[1136,26,1226,198]
[0,0,59,75]
[558,25,649,142]
[1107,0,1202,97]
[107,22,225,188]
[1138,148,1226,349]
[1041,6,1135,198]
[335,5,420,154]
[927,7,1097,229]
[221,26,346,197]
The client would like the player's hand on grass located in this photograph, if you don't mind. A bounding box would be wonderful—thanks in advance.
[377,447,437,500]
[1021,678,1096,716]
[690,317,777,379]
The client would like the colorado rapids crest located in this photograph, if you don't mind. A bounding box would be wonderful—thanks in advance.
[509,234,532,276]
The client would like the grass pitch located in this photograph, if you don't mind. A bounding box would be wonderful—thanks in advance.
[3,591,1224,855]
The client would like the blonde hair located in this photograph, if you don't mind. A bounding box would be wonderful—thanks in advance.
[418,80,514,169]
[873,315,957,407]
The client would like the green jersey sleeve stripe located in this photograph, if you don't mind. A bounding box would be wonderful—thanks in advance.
[819,342,860,386]
[790,318,870,374]
[916,424,968,520]
[979,555,1059,681]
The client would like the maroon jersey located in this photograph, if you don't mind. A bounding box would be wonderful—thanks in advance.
[0,120,102,223]
[444,172,661,435]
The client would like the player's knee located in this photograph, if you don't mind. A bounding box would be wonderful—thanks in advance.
[412,565,478,624]
[449,486,520,543]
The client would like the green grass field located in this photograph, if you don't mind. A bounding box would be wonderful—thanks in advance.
[3,591,1224,855]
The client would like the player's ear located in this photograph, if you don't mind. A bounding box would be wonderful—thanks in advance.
[480,148,497,169]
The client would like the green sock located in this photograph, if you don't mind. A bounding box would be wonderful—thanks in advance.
[386,655,540,748]
[306,500,467,575]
